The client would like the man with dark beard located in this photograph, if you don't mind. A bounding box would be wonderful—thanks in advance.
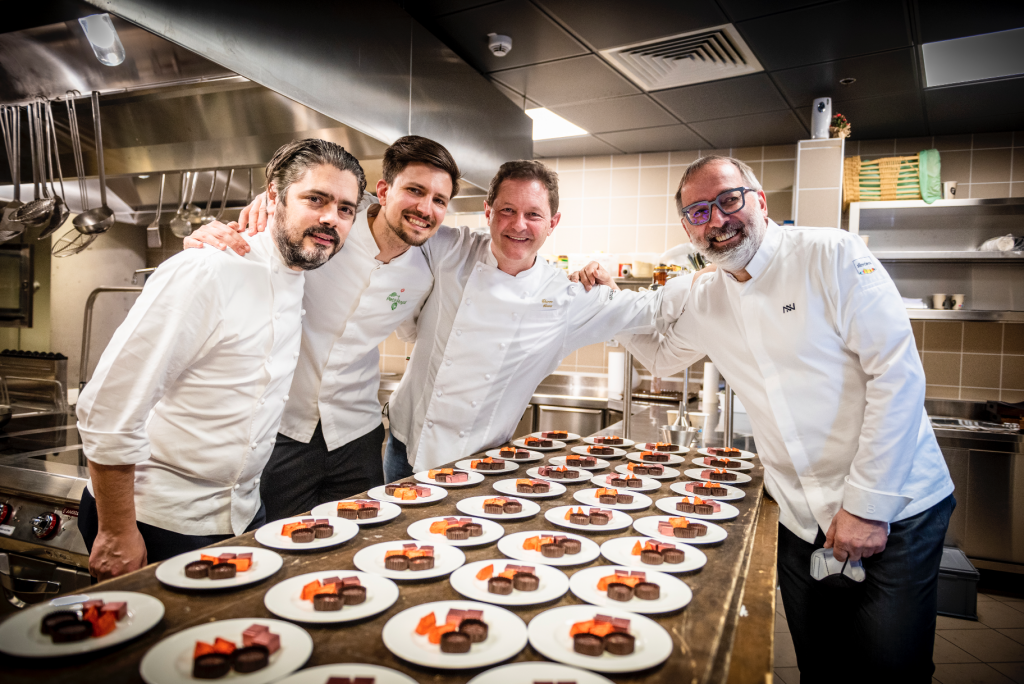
[76,139,364,578]
[582,155,955,684]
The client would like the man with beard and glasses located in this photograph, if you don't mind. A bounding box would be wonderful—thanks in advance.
[76,139,364,579]
[183,136,458,520]
[579,155,954,684]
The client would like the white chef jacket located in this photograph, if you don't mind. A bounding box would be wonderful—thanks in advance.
[622,220,954,543]
[78,230,305,536]
[387,224,689,471]
[277,208,432,450]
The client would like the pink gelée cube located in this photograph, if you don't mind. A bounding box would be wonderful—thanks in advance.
[100,601,128,621]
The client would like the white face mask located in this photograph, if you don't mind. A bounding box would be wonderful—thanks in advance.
[689,213,767,273]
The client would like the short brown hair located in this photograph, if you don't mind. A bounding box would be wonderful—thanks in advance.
[486,160,559,215]
[674,155,762,216]
[382,135,461,199]
[266,138,367,203]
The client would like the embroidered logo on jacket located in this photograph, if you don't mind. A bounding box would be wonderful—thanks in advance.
[387,290,408,310]
[782,303,795,314]
[853,257,876,275]
[542,298,554,308]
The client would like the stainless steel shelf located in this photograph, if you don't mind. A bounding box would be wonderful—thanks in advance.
[876,251,1024,262]
[906,310,1024,322]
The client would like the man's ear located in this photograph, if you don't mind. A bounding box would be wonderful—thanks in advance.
[376,179,390,206]
[548,212,561,233]
[267,181,281,209]
[483,202,493,223]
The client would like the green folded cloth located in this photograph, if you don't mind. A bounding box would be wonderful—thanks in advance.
[919,149,941,203]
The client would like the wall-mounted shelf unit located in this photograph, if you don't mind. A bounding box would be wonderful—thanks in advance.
[874,251,1023,262]
[906,310,1024,322]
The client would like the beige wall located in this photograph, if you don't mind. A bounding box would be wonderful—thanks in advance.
[916,321,1024,403]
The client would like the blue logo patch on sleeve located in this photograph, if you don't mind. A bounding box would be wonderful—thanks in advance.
[853,257,876,275]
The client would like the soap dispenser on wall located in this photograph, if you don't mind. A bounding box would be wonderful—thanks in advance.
[811,97,832,139]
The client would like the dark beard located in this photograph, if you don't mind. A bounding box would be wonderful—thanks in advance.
[382,207,433,247]
[272,200,340,270]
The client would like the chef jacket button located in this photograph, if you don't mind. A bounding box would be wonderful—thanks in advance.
[270,438,276,445]
[446,358,452,366]
[274,313,280,320]
[485,374,491,380]
[301,309,306,316]
[272,266,278,274]
[466,299,472,305]
[471,401,478,407]
[255,477,261,485]
[234,484,240,490]
[427,420,434,428]
[500,342,506,349]
[512,312,519,318]
[456,330,462,336]
[436,390,443,397]
[251,442,258,449]
[458,431,465,438]
[259,398,266,405]
[283,395,289,401]
[293,352,299,358]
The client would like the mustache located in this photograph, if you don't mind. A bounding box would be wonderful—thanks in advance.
[403,211,434,228]
[303,224,340,245]
[704,219,746,245]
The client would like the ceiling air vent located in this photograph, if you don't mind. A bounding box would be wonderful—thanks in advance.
[600,24,763,91]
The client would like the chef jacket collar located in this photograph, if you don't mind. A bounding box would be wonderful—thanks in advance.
[728,218,782,282]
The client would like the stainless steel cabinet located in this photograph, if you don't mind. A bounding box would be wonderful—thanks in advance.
[536,405,604,437]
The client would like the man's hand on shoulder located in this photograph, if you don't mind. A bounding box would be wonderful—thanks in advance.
[692,263,717,285]
[89,526,148,581]
[183,220,250,255]
[824,508,888,562]
[569,261,619,292]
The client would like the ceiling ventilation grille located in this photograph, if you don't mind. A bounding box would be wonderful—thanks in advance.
[600,24,763,91]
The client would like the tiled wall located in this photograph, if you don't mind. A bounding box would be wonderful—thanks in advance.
[915,321,1024,402]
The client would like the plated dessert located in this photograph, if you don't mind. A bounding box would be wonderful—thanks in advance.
[449,560,571,607]
[592,435,623,445]
[683,480,729,496]
[498,446,535,459]
[335,500,380,520]
[516,478,550,494]
[570,615,635,656]
[475,563,540,595]
[428,517,485,540]
[595,570,660,602]
[408,516,505,547]
[523,534,583,559]
[470,457,507,471]
[415,608,489,654]
[676,496,720,515]
[657,516,709,539]
[703,468,737,481]
[263,571,400,625]
[586,446,614,456]
[537,465,584,480]
[638,451,670,462]
[281,519,334,544]
[595,488,633,505]
[40,598,129,643]
[427,468,470,484]
[191,623,281,678]
[523,436,553,448]
[540,430,569,440]
[497,530,602,567]
[385,482,435,499]
[626,462,664,477]
[185,552,253,580]
[697,456,750,469]
[384,544,436,571]
[493,477,567,499]
[563,507,614,526]
[567,454,599,467]
[456,495,541,520]
[298,576,367,612]
[631,539,686,565]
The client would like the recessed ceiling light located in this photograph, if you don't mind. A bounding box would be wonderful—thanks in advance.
[839,77,856,86]
[525,108,588,141]
[921,26,1024,88]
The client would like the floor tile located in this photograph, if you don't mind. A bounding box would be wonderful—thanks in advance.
[934,663,1016,684]
[990,663,1024,684]
[774,666,800,683]
[935,633,981,663]
[774,631,799,668]
[980,603,1024,629]
[775,613,790,633]
[1000,630,1024,647]
[939,615,991,630]
[942,629,1024,663]
[981,594,1000,602]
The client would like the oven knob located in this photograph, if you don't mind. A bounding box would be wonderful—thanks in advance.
[31,512,60,539]
[0,503,10,526]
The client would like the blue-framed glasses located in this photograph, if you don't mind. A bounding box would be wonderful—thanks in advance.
[681,187,754,226]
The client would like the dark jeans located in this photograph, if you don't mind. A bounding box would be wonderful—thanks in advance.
[78,489,266,564]
[383,432,414,483]
[260,422,386,521]
[777,494,955,684]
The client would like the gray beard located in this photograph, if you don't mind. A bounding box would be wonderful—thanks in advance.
[693,216,766,273]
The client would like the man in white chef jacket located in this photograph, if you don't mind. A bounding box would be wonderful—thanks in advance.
[76,139,365,580]
[184,136,460,520]
[383,160,689,479]
[598,155,954,683]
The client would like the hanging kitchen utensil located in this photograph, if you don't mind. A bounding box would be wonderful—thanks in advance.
[183,169,202,221]
[194,170,219,226]
[0,106,26,243]
[147,173,165,248]
[66,92,89,214]
[38,100,70,239]
[247,167,254,203]
[51,226,99,257]
[72,91,114,235]
[170,171,197,238]
[12,102,55,230]
[215,168,234,220]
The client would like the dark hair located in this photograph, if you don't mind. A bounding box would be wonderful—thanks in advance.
[486,160,559,215]
[673,155,761,216]
[381,135,461,199]
[266,138,367,204]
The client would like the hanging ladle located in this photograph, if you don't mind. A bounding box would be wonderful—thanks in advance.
[38,100,70,239]
[194,170,219,227]
[0,105,25,243]
[12,102,55,230]
[72,91,114,234]
[170,171,197,238]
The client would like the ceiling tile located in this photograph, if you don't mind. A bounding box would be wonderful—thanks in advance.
[773,48,921,108]
[736,0,912,71]
[551,95,678,134]
[915,2,1024,43]
[432,0,588,73]
[597,125,707,153]
[795,92,928,139]
[652,73,790,123]
[689,109,808,147]
[536,0,726,50]
[490,79,529,107]
[715,0,830,22]
[492,55,641,107]
[924,77,1024,135]
[534,135,624,157]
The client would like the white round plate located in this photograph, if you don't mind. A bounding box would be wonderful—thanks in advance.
[669,480,746,501]
[368,483,448,505]
[570,445,627,458]
[497,530,601,567]
[568,565,692,614]
[485,448,545,462]
[0,591,164,658]
[690,456,754,471]
[582,436,635,448]
[456,495,541,520]
[625,451,686,466]
[277,664,418,684]
[139,618,311,684]
[655,497,740,521]
[545,505,634,533]
[263,570,399,624]
[632,515,728,545]
[449,560,570,606]
[527,605,672,673]
[529,431,581,442]
[468,661,615,684]
[525,466,592,483]
[513,438,566,451]
[254,516,359,551]
[353,540,466,580]
[155,546,282,590]
[407,516,505,547]
[573,488,652,511]
[683,468,753,485]
[492,477,567,498]
[549,456,609,470]
[454,459,519,475]
[600,536,708,574]
[698,447,757,460]
[414,469,487,487]
[382,600,527,669]
[634,442,688,454]
[589,473,662,493]
[310,499,402,525]
[614,464,680,480]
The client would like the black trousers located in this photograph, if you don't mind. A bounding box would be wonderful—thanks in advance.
[78,489,266,564]
[777,494,955,684]
[259,421,386,521]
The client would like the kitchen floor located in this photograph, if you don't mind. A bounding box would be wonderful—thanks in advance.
[773,587,1024,683]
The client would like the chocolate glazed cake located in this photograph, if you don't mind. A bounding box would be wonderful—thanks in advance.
[634,582,661,600]
[193,653,232,679]
[604,632,636,655]
[440,631,471,653]
[573,633,604,656]
[459,618,488,643]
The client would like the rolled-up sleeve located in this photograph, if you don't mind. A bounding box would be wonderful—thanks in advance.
[76,256,223,466]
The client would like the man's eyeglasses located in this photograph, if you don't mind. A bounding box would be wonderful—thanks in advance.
[681,187,754,226]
